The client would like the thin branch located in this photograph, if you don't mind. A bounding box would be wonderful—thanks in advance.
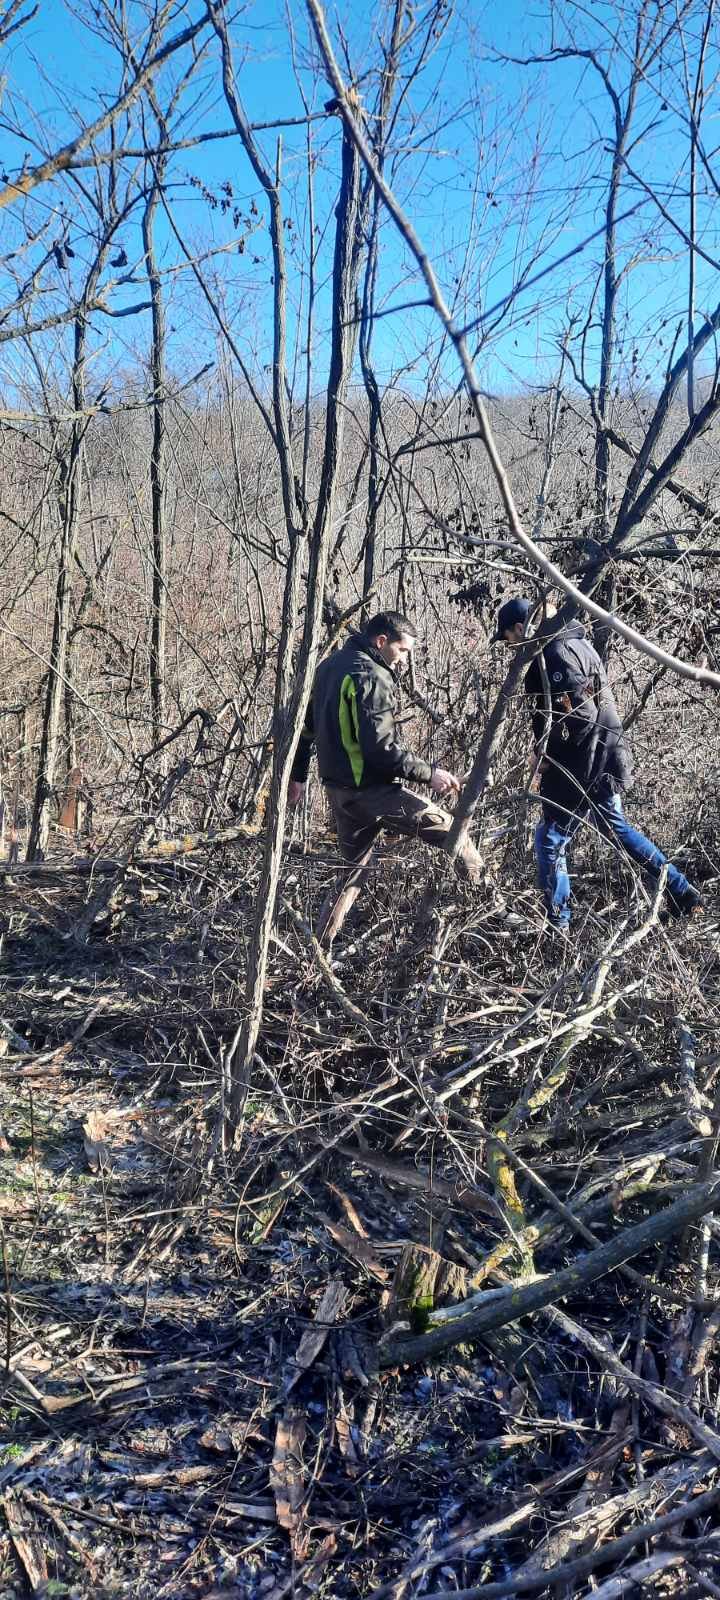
[0,5,212,211]
[305,0,720,690]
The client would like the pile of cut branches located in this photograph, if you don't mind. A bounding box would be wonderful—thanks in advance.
[1,819,720,1597]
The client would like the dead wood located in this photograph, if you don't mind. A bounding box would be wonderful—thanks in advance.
[3,1490,47,1592]
[284,1276,348,1394]
[383,1242,467,1332]
[509,1439,715,1579]
[0,693,718,1600]
[380,1177,720,1366]
[1,827,719,1600]
[544,1305,720,1461]
[414,1482,720,1598]
[270,1404,308,1550]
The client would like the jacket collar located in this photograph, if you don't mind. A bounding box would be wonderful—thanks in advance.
[350,632,392,673]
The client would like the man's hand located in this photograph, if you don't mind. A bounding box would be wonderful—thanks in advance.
[431,766,461,798]
[288,780,306,807]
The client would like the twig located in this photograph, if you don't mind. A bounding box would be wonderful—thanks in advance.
[0,1219,11,1378]
[416,1484,720,1599]
[280,897,377,1034]
[545,1305,720,1461]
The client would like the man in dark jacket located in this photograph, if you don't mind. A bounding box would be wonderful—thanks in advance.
[496,597,702,933]
[289,611,483,941]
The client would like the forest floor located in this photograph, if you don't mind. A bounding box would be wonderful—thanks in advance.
[1,815,720,1598]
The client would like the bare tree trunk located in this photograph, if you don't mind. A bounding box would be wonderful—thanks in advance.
[590,6,650,661]
[206,5,368,1133]
[24,176,131,858]
[26,322,86,860]
[686,0,714,423]
[143,150,169,760]
[225,122,365,1130]
[357,2,406,604]
[443,645,536,863]
[359,213,384,608]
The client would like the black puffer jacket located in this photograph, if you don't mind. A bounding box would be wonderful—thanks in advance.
[291,633,432,790]
[525,622,632,810]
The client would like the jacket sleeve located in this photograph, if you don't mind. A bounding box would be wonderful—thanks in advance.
[355,671,433,784]
[525,661,553,747]
[290,694,315,783]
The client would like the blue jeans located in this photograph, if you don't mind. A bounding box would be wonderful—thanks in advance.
[535,788,694,927]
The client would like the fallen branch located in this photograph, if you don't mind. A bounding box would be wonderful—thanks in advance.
[0,817,265,880]
[369,1449,712,1599]
[417,1482,720,1599]
[544,1304,720,1463]
[588,1548,685,1599]
[486,880,665,1263]
[379,1175,720,1366]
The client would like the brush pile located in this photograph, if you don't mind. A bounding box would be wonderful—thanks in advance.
[1,805,719,1598]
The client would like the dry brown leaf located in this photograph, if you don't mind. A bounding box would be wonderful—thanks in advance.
[82,1108,111,1172]
[318,1214,390,1283]
[325,1181,369,1237]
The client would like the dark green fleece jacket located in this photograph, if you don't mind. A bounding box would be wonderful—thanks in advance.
[291,633,432,790]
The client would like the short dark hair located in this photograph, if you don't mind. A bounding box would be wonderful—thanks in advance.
[365,610,416,643]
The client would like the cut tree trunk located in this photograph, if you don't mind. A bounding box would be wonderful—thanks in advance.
[384,1242,467,1334]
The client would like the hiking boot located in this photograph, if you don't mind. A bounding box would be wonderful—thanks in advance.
[664,887,704,921]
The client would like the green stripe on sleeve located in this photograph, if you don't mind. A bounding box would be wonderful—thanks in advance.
[339,674,364,786]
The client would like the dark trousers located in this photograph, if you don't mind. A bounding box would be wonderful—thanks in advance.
[317,783,482,941]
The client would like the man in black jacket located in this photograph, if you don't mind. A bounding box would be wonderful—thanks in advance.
[496,596,702,933]
[289,611,483,941]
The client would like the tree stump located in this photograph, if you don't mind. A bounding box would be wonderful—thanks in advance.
[385,1242,467,1334]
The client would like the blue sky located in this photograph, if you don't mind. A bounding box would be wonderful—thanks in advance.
[2,0,719,403]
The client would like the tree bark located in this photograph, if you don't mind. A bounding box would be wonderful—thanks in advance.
[26,321,87,860]
[142,146,169,761]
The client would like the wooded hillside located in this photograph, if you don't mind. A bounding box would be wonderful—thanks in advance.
[2,1,720,1595]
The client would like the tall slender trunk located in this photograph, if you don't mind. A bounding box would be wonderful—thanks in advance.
[359,199,383,607]
[359,0,405,606]
[26,320,86,860]
[687,1,714,423]
[226,121,365,1131]
[592,5,650,662]
[143,157,168,757]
